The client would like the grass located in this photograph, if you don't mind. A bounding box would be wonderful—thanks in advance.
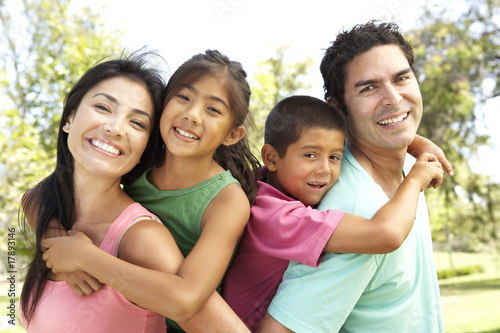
[1,252,498,332]
[435,251,500,333]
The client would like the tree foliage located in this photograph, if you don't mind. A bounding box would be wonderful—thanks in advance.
[0,0,123,262]
[247,46,313,155]
[409,0,500,251]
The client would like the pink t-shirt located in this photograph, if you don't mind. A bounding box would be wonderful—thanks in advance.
[222,178,345,332]
[20,203,167,333]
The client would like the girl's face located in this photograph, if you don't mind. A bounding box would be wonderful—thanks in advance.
[63,77,154,181]
[160,75,244,160]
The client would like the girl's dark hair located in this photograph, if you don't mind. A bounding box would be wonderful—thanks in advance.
[321,20,416,115]
[265,95,347,157]
[20,51,167,324]
[160,50,260,203]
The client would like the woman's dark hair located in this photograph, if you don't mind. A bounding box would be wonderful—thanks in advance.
[20,51,167,323]
[321,20,416,115]
[160,50,260,203]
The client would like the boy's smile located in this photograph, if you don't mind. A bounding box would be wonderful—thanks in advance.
[267,127,345,207]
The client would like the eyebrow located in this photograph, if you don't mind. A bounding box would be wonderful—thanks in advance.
[93,92,152,122]
[182,84,229,110]
[354,68,412,88]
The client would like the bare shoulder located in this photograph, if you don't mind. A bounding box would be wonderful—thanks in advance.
[209,183,250,218]
[118,217,183,273]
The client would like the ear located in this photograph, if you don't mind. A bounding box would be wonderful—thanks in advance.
[222,125,246,147]
[62,114,75,133]
[261,144,279,172]
[326,96,340,110]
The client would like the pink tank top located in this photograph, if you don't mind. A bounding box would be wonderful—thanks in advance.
[20,203,167,332]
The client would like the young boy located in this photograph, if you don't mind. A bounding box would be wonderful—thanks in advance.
[222,95,443,332]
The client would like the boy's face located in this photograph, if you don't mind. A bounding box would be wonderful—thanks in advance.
[268,127,344,206]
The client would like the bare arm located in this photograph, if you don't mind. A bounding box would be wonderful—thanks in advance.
[179,292,250,333]
[324,153,443,254]
[42,183,250,324]
[21,188,103,295]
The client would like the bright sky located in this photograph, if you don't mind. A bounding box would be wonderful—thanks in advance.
[75,0,499,181]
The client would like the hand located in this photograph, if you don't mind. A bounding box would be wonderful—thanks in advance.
[406,153,444,191]
[41,232,95,273]
[408,135,454,177]
[54,271,103,296]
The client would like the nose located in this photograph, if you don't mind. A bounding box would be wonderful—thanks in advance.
[183,104,202,125]
[315,157,331,176]
[103,117,126,137]
[381,84,403,107]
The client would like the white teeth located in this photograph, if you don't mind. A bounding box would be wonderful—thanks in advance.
[91,140,120,155]
[308,183,326,188]
[378,112,408,126]
[175,128,199,140]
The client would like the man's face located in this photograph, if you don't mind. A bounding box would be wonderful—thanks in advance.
[342,44,422,154]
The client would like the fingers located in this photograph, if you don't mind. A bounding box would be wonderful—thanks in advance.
[69,280,96,296]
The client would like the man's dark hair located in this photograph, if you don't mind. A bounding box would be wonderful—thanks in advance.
[321,20,416,115]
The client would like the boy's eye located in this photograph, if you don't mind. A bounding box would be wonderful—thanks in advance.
[330,155,341,161]
[304,153,316,159]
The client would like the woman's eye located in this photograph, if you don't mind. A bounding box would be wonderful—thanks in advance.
[131,120,146,129]
[95,104,110,112]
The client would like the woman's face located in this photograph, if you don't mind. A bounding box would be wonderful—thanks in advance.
[63,77,154,181]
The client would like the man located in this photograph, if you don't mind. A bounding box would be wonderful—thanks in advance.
[259,21,445,332]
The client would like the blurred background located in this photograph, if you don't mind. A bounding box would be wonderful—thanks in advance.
[1,0,499,332]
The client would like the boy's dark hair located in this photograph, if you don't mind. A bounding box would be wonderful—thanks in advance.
[321,20,416,115]
[265,95,347,157]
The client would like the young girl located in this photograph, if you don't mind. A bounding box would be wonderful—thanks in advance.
[19,52,173,332]
[40,50,260,332]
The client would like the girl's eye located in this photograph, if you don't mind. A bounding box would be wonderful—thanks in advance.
[176,94,189,101]
[208,107,222,115]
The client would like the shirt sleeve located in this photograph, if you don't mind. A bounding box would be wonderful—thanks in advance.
[248,193,345,267]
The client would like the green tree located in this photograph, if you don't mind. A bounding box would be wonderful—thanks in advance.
[0,0,123,266]
[409,0,500,254]
[248,46,313,155]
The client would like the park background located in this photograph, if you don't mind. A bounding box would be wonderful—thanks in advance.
[0,0,499,332]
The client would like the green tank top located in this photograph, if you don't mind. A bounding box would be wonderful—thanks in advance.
[124,169,240,333]
[125,169,239,258]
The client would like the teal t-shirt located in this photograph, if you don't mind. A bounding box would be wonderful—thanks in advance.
[124,169,239,333]
[267,146,444,333]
